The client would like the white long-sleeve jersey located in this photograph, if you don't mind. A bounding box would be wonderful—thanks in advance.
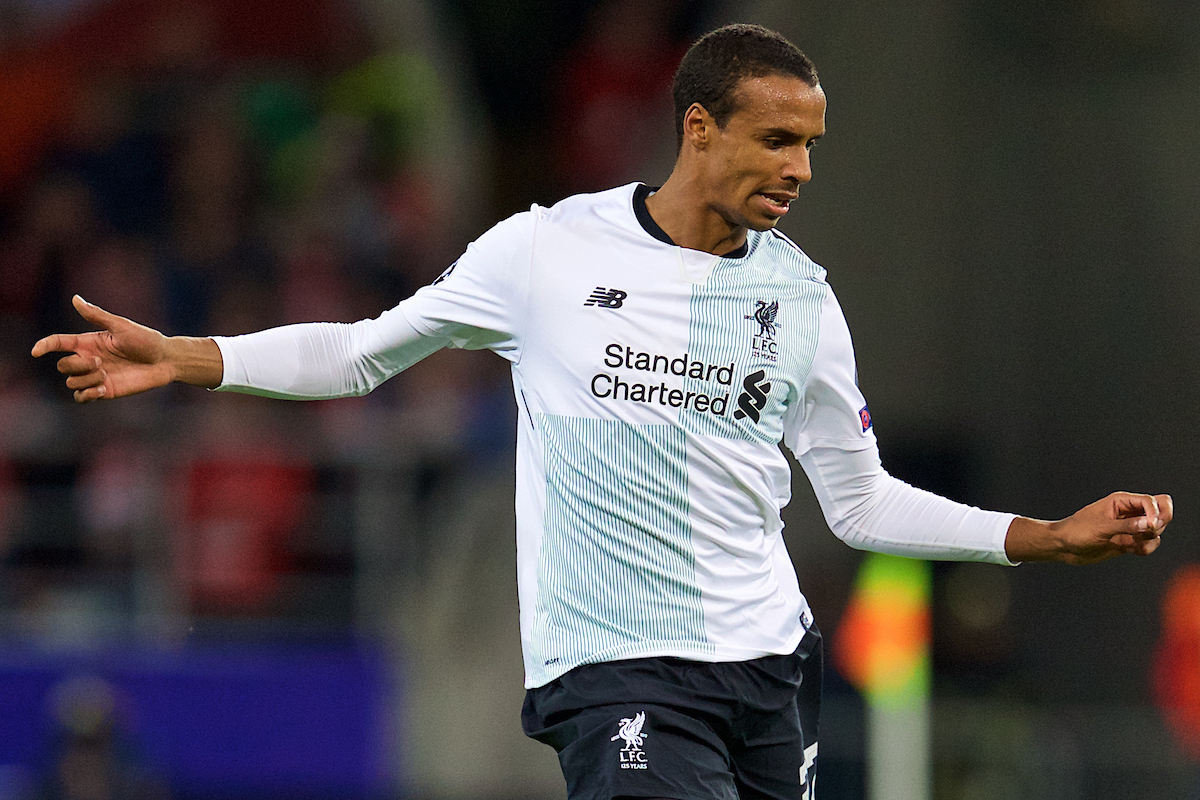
[214,183,1016,688]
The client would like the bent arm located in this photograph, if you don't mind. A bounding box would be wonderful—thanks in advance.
[799,443,1173,566]
[788,274,1171,567]
[799,443,1018,565]
[214,306,445,399]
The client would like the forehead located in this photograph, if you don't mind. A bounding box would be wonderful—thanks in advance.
[726,74,826,133]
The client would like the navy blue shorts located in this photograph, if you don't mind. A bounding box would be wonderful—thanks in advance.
[522,625,821,800]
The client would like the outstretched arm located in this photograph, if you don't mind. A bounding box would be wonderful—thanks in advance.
[31,213,534,403]
[31,295,222,402]
[33,295,455,402]
[1005,492,1173,564]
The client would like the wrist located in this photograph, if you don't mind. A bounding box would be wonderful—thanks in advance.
[165,336,223,389]
[1005,516,1068,563]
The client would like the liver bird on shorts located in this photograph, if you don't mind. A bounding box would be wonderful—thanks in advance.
[610,711,648,750]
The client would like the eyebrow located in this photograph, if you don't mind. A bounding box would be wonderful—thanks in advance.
[761,127,823,142]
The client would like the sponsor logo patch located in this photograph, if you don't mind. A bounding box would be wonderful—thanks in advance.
[733,369,772,423]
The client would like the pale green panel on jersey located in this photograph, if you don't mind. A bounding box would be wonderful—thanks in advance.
[682,232,826,444]
[532,414,708,683]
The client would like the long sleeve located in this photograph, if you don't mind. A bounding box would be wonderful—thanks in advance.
[785,283,1017,565]
[212,307,444,399]
[799,443,1017,564]
[211,209,537,399]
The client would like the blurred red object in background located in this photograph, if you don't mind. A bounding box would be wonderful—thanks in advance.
[176,453,314,613]
[1153,564,1200,758]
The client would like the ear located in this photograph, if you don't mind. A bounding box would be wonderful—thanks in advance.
[681,103,714,150]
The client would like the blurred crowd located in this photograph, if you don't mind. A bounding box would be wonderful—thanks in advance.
[0,0,478,645]
[0,0,712,641]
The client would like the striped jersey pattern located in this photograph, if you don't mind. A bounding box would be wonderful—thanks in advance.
[533,415,709,674]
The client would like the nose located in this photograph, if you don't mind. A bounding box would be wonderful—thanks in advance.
[784,147,812,184]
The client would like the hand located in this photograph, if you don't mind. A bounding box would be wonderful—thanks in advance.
[31,295,178,403]
[1006,492,1174,564]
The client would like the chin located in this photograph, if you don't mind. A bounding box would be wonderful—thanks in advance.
[734,204,786,232]
[746,215,783,232]
[720,204,783,234]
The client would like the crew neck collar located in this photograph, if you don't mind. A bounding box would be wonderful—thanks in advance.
[632,184,749,260]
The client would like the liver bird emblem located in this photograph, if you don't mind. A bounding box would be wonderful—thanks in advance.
[746,300,779,340]
[610,711,648,751]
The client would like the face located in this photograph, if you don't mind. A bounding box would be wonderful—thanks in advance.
[689,74,826,232]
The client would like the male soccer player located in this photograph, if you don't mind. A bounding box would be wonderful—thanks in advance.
[34,24,1171,800]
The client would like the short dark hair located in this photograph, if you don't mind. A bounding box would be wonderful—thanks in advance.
[672,24,818,146]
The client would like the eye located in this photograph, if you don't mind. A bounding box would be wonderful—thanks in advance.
[764,137,786,150]
[805,138,820,151]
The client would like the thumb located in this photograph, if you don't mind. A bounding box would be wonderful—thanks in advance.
[1113,513,1158,540]
[73,295,122,331]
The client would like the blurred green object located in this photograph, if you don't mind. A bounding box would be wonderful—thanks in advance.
[325,50,443,173]
[237,52,445,208]
[240,78,320,205]
[242,78,318,155]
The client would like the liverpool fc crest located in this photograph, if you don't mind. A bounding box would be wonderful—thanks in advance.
[746,300,780,361]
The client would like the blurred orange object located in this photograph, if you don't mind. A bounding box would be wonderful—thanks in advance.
[1153,564,1200,758]
[832,552,931,708]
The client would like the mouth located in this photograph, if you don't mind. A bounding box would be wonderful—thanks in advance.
[756,191,797,217]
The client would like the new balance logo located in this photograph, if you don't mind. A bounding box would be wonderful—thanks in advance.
[733,369,771,423]
[585,287,627,308]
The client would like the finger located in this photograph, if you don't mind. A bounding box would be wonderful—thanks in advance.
[31,333,80,358]
[72,294,123,331]
[1111,492,1160,526]
[1155,494,1174,526]
[1113,514,1160,539]
[57,354,101,376]
[1135,536,1162,556]
[73,384,108,403]
[66,370,106,391]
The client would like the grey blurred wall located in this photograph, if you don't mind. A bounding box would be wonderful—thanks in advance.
[725,0,1200,703]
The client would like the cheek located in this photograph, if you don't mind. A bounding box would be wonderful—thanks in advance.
[732,147,781,181]
[718,151,769,188]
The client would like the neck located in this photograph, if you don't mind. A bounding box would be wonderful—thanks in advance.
[644,171,748,256]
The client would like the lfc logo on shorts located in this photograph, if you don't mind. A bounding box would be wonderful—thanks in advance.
[610,711,649,769]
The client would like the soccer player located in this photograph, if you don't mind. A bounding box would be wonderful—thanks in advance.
[33,24,1171,800]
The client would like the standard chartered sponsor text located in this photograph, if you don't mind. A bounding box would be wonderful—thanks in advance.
[591,343,731,415]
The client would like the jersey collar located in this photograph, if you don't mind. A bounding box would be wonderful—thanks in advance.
[632,183,750,260]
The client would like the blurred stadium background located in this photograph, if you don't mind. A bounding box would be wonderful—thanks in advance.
[1,0,1198,798]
